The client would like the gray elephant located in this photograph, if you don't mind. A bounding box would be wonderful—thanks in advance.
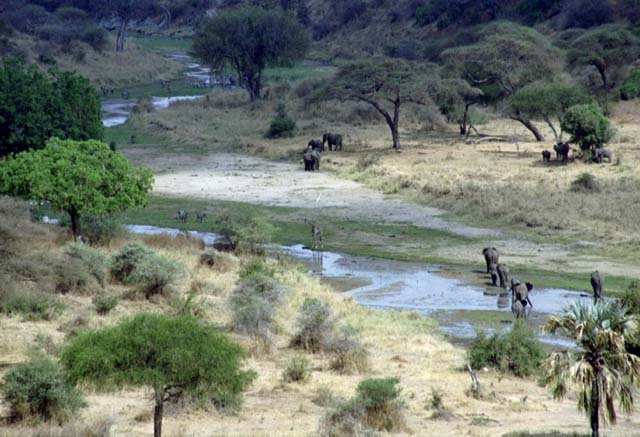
[553,142,570,162]
[594,147,612,164]
[489,263,499,286]
[590,270,603,303]
[542,150,551,162]
[511,279,533,318]
[303,146,321,171]
[178,208,187,223]
[323,133,343,151]
[482,247,499,273]
[497,264,510,289]
[308,139,324,152]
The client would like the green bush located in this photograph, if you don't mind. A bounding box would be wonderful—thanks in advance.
[570,172,600,193]
[0,285,64,321]
[2,355,85,423]
[92,293,118,316]
[266,116,296,138]
[327,325,369,374]
[620,281,640,355]
[239,257,276,280]
[561,103,613,150]
[468,320,545,377]
[65,243,108,286]
[111,242,183,298]
[224,215,275,254]
[290,298,334,352]
[54,258,96,295]
[319,398,366,437]
[282,355,311,383]
[356,377,405,432]
[81,216,123,246]
[620,69,640,100]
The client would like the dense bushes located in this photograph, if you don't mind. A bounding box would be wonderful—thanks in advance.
[219,214,275,254]
[282,355,311,383]
[110,242,183,298]
[2,355,85,423]
[561,103,613,150]
[620,70,640,101]
[468,320,545,377]
[266,104,296,138]
[290,297,334,352]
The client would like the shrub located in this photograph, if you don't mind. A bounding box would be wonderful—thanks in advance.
[266,105,296,139]
[428,388,453,420]
[356,377,405,432]
[561,103,613,150]
[219,215,275,254]
[290,298,334,352]
[620,281,640,355]
[620,70,640,101]
[384,38,422,61]
[313,385,337,407]
[319,398,367,437]
[93,293,118,316]
[132,96,155,114]
[230,273,287,344]
[570,172,600,193]
[468,320,545,377]
[110,242,154,282]
[65,243,108,286]
[82,27,109,52]
[199,250,238,272]
[239,257,276,280]
[282,355,311,383]
[54,258,96,295]
[2,355,85,423]
[0,286,64,321]
[327,325,369,374]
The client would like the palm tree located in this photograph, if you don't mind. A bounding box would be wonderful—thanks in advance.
[544,301,640,437]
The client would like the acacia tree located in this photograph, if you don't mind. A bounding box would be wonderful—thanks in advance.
[193,6,309,101]
[544,301,640,437]
[317,59,436,149]
[0,138,153,240]
[441,21,560,141]
[103,0,159,52]
[510,82,592,144]
[429,78,483,136]
[61,313,255,437]
[568,25,640,95]
[561,103,614,151]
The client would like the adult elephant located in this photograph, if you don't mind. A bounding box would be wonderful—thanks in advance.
[553,142,570,163]
[594,147,612,164]
[590,270,603,303]
[489,263,499,286]
[511,279,533,318]
[497,264,510,289]
[323,133,343,151]
[303,146,321,171]
[308,139,323,152]
[482,247,499,273]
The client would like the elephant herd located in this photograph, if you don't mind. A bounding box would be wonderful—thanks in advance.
[481,247,603,320]
[176,208,208,223]
[541,142,613,164]
[303,133,343,172]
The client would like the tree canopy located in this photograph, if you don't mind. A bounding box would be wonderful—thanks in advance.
[61,313,255,437]
[561,103,613,150]
[0,138,153,240]
[193,6,310,101]
[0,58,103,156]
[317,58,437,149]
[510,81,592,143]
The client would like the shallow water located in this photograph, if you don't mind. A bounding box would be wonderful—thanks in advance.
[125,224,585,347]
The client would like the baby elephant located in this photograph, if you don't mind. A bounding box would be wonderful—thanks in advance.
[542,150,551,162]
[590,270,603,303]
[497,264,510,289]
[594,148,612,164]
[511,279,534,318]
[489,263,499,286]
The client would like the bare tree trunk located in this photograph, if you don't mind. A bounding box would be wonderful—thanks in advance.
[69,210,82,242]
[391,101,400,149]
[511,115,544,142]
[595,64,608,95]
[543,115,559,144]
[116,19,128,52]
[459,103,471,136]
[154,387,164,437]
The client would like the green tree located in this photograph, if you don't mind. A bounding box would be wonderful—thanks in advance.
[0,138,152,240]
[61,313,255,437]
[102,0,159,52]
[193,6,309,101]
[441,21,560,141]
[429,78,483,136]
[0,58,103,156]
[511,81,592,143]
[317,58,436,149]
[561,103,613,151]
[544,301,640,437]
[567,25,640,95]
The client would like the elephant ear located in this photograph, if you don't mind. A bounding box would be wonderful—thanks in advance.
[526,282,534,292]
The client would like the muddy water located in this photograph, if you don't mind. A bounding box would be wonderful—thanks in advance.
[126,225,587,347]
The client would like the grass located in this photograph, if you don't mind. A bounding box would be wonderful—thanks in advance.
[129,37,193,54]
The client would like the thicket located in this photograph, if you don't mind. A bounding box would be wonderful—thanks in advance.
[620,70,640,100]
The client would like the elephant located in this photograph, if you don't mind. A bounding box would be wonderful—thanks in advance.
[178,208,188,223]
[590,270,603,303]
[323,133,343,151]
[553,142,570,162]
[511,279,533,318]
[512,298,526,319]
[308,139,324,152]
[482,247,499,273]
[594,147,612,164]
[542,150,551,162]
[497,264,510,289]
[489,263,499,286]
[303,146,321,171]
[196,212,208,223]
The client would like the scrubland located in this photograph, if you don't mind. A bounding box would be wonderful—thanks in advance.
[3,197,639,436]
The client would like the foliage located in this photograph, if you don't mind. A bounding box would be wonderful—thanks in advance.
[327,325,369,374]
[2,354,85,423]
[238,257,276,280]
[570,173,600,193]
[290,297,334,353]
[356,377,405,432]
[219,214,275,254]
[620,70,640,101]
[79,215,123,246]
[282,355,311,383]
[0,138,153,239]
[193,6,309,101]
[65,243,108,286]
[561,103,613,150]
[0,58,103,156]
[0,287,63,321]
[110,242,182,298]
[266,103,296,138]
[468,320,545,377]
[544,301,640,436]
[61,313,255,436]
[93,293,119,316]
[620,281,640,354]
[319,397,367,437]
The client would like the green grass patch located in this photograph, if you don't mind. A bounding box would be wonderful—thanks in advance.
[130,37,193,54]
[105,118,168,147]
[513,266,630,297]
